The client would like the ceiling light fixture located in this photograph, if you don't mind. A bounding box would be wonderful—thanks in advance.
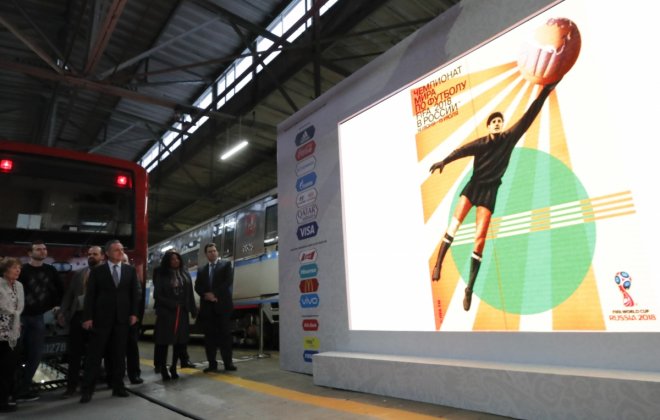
[221,140,248,160]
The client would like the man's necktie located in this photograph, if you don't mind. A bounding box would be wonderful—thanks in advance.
[112,264,120,287]
[209,263,215,288]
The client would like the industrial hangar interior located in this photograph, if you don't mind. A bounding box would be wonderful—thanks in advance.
[2,1,660,419]
[0,0,459,244]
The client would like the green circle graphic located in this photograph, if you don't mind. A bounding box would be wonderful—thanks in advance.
[449,148,596,315]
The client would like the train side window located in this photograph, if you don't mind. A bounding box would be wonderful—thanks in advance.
[264,204,278,245]
[223,213,236,258]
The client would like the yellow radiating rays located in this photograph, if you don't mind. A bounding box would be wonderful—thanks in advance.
[420,64,615,331]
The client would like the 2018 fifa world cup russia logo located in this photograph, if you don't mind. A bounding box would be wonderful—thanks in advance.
[614,272,634,307]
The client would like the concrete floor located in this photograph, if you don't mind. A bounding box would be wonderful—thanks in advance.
[5,339,514,420]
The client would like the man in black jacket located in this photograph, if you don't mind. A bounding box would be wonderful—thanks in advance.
[17,241,63,402]
[79,240,140,403]
[195,243,236,372]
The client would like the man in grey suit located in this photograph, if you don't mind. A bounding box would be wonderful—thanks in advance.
[195,243,236,373]
[79,240,140,403]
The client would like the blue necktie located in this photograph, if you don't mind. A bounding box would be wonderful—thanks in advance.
[112,264,120,287]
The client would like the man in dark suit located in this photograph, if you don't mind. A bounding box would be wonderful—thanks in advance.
[79,240,141,403]
[195,243,236,372]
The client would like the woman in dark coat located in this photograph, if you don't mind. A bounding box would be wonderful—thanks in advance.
[153,251,197,380]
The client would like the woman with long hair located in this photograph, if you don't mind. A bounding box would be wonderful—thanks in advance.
[153,251,197,380]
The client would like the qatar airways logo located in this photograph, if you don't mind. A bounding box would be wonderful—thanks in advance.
[296,204,318,224]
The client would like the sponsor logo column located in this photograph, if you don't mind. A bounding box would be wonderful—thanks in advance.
[293,124,320,363]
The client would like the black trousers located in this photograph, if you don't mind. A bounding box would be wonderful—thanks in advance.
[203,312,233,368]
[126,323,141,379]
[65,311,89,390]
[0,341,18,404]
[81,323,128,393]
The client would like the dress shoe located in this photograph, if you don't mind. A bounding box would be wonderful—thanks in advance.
[224,364,237,372]
[129,377,144,385]
[79,393,92,404]
[203,365,218,373]
[112,389,129,398]
[161,367,171,381]
[154,366,161,374]
[180,360,196,368]
[169,366,179,380]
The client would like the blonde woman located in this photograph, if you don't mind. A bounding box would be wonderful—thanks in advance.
[0,258,25,413]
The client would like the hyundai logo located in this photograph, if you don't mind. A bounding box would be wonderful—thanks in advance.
[296,188,317,208]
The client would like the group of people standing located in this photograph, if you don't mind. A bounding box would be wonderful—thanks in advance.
[153,242,236,381]
[0,239,236,412]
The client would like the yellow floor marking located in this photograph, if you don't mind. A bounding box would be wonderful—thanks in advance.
[139,358,447,419]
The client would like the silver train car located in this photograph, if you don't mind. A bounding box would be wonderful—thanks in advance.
[142,189,279,349]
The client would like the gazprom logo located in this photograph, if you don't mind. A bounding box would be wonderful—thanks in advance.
[296,188,317,208]
[296,156,316,176]
[297,221,318,240]
[296,172,316,192]
[299,263,318,278]
[296,204,318,224]
[295,125,315,146]
[303,350,318,363]
[300,293,320,308]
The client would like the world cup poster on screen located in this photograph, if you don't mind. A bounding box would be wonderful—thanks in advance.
[339,0,660,332]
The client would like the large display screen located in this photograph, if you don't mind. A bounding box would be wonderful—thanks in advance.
[339,0,660,331]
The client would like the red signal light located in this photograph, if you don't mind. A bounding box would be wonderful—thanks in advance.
[116,175,129,187]
[0,159,13,172]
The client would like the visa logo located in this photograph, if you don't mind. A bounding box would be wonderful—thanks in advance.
[295,172,317,192]
[303,350,318,363]
[296,156,316,176]
[299,278,319,293]
[297,221,318,240]
[299,263,318,278]
[296,188,317,208]
[295,140,316,161]
[302,319,319,331]
[298,248,317,262]
[303,336,320,350]
[296,204,318,224]
[295,125,315,146]
[299,293,320,308]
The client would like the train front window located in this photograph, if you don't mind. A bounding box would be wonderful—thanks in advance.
[0,153,135,246]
